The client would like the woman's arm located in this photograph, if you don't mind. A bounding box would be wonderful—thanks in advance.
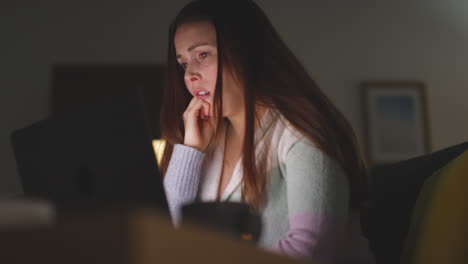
[163,144,205,226]
[271,139,350,263]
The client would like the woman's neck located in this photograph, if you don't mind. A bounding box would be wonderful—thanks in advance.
[225,105,267,142]
[225,112,245,142]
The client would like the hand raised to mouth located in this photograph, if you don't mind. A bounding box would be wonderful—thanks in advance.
[182,97,215,152]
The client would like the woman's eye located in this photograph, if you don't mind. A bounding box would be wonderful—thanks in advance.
[199,52,209,59]
[180,63,188,69]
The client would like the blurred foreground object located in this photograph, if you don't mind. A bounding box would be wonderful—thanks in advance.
[0,207,306,263]
[0,198,55,229]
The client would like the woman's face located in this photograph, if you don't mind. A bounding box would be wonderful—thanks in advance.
[174,21,244,118]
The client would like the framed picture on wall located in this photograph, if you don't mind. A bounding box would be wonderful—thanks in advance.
[361,81,431,165]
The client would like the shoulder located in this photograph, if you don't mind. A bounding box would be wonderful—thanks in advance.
[262,109,346,176]
[272,112,347,182]
[273,113,307,164]
[285,138,344,178]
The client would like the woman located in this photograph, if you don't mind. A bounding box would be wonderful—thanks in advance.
[160,0,374,263]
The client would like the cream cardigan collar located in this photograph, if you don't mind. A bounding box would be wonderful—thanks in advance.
[198,109,275,201]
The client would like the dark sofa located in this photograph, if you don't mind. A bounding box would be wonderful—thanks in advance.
[361,141,468,264]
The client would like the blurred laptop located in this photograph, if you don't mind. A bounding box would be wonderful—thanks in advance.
[10,88,168,215]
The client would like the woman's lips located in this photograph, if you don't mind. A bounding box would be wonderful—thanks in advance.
[194,90,210,99]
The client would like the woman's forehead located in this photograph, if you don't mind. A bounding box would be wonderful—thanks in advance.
[174,21,217,51]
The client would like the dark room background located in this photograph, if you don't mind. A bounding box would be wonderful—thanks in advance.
[1,0,467,194]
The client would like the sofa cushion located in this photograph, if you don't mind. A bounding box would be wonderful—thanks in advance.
[401,150,468,264]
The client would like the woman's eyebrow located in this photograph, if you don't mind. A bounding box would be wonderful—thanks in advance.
[176,42,212,59]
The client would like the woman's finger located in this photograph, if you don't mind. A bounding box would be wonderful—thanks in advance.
[184,98,201,121]
[185,96,199,113]
[200,108,205,119]
[202,101,210,117]
[195,99,210,118]
[190,99,210,118]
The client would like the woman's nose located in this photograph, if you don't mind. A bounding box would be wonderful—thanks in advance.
[186,71,200,83]
[185,65,201,82]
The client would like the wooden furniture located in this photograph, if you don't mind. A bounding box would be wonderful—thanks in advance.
[0,207,305,264]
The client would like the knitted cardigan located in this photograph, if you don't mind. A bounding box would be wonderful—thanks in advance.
[163,110,374,263]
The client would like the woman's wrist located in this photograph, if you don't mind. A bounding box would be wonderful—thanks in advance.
[180,141,205,153]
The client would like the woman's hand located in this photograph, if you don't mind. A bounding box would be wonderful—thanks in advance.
[182,97,215,152]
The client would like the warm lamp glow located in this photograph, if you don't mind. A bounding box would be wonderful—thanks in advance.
[152,139,166,167]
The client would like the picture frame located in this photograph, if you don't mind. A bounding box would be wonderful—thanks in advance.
[361,81,431,165]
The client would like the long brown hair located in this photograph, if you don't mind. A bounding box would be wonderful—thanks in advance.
[160,0,368,210]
